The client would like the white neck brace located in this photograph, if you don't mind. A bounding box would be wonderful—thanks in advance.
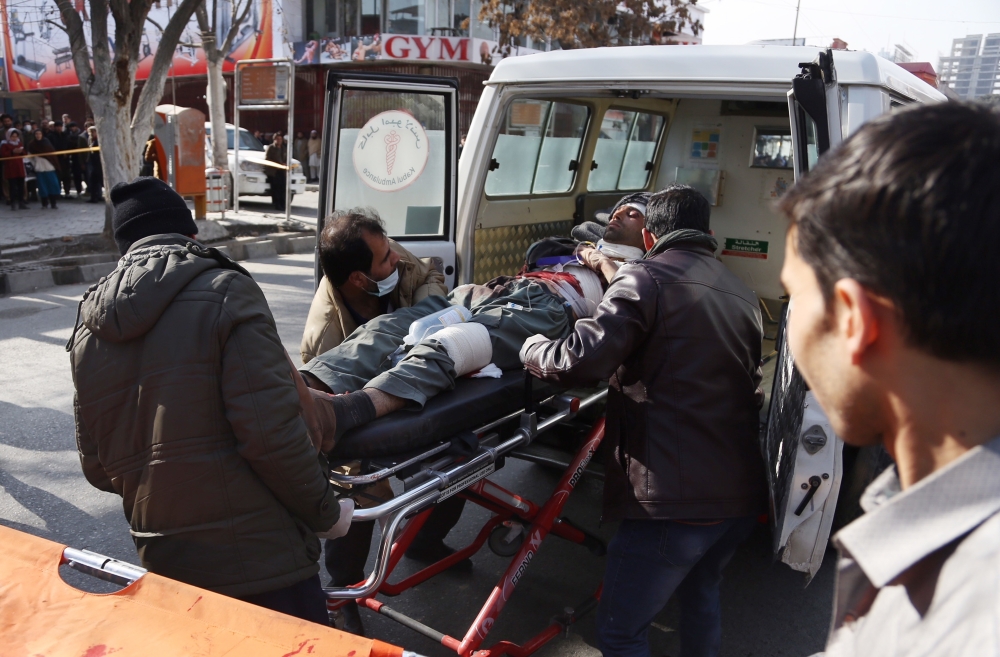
[597,239,645,261]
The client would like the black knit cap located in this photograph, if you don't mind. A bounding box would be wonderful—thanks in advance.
[111,177,198,254]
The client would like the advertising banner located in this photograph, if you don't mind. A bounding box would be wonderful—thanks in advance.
[292,34,539,67]
[0,0,274,92]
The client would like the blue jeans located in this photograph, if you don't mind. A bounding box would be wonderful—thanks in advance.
[597,516,757,657]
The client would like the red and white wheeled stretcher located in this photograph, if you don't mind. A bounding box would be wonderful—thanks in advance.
[325,371,608,657]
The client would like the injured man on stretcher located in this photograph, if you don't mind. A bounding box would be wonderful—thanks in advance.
[298,192,651,439]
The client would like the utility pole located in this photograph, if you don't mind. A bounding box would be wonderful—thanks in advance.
[792,0,801,45]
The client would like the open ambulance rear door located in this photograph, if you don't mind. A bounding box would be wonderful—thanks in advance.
[763,50,845,581]
[316,72,460,289]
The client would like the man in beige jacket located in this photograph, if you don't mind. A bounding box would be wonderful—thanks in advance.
[300,217,446,364]
[300,208,464,636]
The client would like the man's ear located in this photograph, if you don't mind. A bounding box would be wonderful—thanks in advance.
[833,279,881,366]
[346,270,368,291]
[642,228,656,252]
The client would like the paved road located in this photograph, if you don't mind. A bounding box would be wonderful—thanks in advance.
[0,253,834,657]
[0,192,320,249]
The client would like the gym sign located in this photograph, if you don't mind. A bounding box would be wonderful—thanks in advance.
[352,110,430,192]
[383,35,471,61]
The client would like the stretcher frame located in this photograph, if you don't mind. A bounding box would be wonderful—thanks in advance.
[324,383,609,657]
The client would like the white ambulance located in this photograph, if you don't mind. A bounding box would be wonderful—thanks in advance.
[315,45,946,578]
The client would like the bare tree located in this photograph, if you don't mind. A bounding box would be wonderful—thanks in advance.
[477,0,702,55]
[53,0,200,233]
[195,0,254,174]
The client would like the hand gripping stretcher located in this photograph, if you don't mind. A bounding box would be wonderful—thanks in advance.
[325,371,609,657]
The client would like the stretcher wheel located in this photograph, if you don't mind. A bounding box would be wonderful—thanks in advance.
[488,521,526,557]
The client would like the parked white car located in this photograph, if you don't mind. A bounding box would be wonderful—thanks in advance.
[205,123,306,206]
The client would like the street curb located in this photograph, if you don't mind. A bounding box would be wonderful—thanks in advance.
[0,233,316,296]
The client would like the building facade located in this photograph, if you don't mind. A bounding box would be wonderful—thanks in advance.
[0,1,705,139]
[938,33,1000,100]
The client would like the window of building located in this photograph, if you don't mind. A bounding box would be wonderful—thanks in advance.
[588,109,665,191]
[485,100,590,196]
[388,0,422,34]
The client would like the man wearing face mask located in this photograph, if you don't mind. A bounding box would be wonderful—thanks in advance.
[301,208,448,363]
[299,207,453,636]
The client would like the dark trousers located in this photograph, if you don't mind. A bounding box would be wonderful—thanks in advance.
[87,161,103,201]
[69,157,84,193]
[7,177,24,206]
[270,171,287,210]
[597,516,757,657]
[237,573,329,625]
[59,157,70,195]
[325,496,467,586]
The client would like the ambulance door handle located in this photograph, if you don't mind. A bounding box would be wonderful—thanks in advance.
[793,476,822,516]
[489,158,500,171]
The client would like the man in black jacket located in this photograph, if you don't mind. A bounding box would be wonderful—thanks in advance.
[521,185,766,657]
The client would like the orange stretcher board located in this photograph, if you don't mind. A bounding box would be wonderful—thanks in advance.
[0,524,408,657]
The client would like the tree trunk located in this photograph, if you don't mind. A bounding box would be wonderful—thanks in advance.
[88,79,139,236]
[206,54,229,171]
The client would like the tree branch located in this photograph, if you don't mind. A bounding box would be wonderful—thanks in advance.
[44,19,68,35]
[52,0,95,94]
[194,2,211,36]
[222,0,254,54]
[130,0,201,154]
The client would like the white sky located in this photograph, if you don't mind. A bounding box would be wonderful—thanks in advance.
[700,0,1000,65]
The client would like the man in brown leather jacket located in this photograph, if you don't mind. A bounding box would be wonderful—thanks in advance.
[521,185,766,657]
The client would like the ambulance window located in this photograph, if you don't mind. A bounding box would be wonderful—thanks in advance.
[485,100,589,197]
[751,128,793,169]
[589,110,665,191]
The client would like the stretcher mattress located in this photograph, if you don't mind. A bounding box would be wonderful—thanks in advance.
[332,371,556,459]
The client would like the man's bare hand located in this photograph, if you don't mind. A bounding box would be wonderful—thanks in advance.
[575,245,620,285]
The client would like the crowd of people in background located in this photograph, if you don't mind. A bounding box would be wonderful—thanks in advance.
[0,111,104,211]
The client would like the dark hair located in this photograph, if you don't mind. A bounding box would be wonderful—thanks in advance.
[644,184,710,237]
[319,208,387,287]
[780,101,1000,368]
[53,121,63,127]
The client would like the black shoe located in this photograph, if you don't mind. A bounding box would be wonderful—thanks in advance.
[18,203,28,209]
[336,603,366,636]
[50,201,57,209]
[404,539,473,571]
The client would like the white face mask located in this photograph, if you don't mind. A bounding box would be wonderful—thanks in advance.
[363,267,399,297]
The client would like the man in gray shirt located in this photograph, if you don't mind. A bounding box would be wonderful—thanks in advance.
[779,102,1000,655]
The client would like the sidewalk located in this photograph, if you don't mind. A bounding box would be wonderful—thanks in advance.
[0,191,320,249]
